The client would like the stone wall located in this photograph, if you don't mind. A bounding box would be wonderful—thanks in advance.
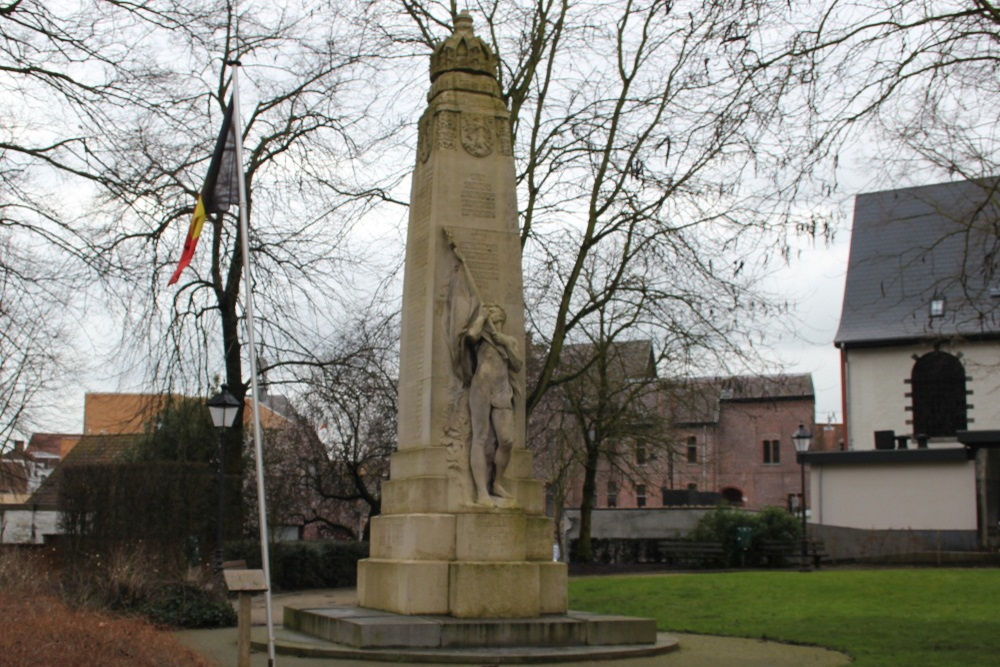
[811,523,979,561]
[562,507,713,540]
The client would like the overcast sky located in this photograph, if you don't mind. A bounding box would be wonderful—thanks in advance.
[770,228,852,424]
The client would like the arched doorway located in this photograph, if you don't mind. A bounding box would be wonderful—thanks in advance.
[911,350,967,437]
[721,486,745,506]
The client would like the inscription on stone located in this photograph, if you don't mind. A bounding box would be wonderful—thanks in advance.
[477,516,517,548]
[460,234,500,290]
[413,168,432,225]
[461,173,496,219]
[445,226,516,300]
[401,166,432,441]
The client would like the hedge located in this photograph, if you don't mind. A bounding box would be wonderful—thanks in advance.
[227,539,369,591]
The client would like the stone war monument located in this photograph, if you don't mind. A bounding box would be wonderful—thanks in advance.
[278,13,672,659]
[357,9,564,619]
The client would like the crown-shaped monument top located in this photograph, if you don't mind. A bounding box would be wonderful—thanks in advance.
[430,11,499,82]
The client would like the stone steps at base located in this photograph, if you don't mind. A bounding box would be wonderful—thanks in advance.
[252,626,679,664]
[283,604,657,649]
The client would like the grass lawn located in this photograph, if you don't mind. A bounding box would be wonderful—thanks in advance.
[569,568,1000,667]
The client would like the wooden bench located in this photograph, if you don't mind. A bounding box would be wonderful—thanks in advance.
[807,540,830,568]
[760,540,829,569]
[655,540,725,567]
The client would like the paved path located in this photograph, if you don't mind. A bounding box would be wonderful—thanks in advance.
[174,588,851,667]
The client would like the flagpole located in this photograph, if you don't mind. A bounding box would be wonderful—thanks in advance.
[228,59,277,667]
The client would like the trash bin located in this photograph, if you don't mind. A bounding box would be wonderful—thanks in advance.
[874,430,895,450]
[736,526,753,551]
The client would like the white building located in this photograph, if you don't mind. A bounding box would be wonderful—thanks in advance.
[806,178,1000,551]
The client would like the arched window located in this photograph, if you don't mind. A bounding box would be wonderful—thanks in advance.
[721,487,744,506]
[911,351,967,437]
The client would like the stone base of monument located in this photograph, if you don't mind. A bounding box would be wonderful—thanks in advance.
[257,603,679,663]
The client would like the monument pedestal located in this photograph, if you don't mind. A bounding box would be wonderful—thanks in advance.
[359,500,566,618]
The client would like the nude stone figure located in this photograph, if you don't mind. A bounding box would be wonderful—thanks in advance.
[462,303,522,506]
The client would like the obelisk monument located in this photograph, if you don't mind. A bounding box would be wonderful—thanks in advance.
[357,12,567,619]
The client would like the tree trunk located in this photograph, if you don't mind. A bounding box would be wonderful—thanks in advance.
[576,440,601,563]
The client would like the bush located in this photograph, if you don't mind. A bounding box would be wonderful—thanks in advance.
[0,547,54,592]
[0,591,214,667]
[227,539,369,590]
[319,540,367,586]
[271,542,325,589]
[142,582,236,628]
[689,505,801,567]
[59,461,221,570]
[60,545,235,629]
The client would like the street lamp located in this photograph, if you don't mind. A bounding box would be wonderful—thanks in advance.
[792,423,812,572]
[208,385,241,573]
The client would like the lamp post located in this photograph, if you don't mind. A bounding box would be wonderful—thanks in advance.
[208,385,241,574]
[792,423,812,572]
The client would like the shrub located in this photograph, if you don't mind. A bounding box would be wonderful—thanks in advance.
[689,505,801,567]
[142,581,237,628]
[59,545,234,628]
[227,539,369,590]
[320,540,368,587]
[59,461,220,569]
[0,546,58,596]
[0,591,214,666]
[271,542,325,589]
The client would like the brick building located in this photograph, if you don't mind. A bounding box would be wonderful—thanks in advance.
[534,364,817,515]
[668,374,816,511]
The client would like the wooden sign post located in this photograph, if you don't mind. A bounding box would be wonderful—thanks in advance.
[223,569,268,667]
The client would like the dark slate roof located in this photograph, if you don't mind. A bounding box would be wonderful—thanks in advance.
[835,177,1000,347]
[666,373,814,425]
[559,339,657,381]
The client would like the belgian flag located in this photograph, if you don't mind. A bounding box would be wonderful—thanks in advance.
[168,97,240,285]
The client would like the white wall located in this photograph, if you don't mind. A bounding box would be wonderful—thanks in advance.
[811,460,977,531]
[0,507,60,544]
[843,340,1000,450]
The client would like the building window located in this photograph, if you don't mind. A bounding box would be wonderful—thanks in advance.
[636,444,647,465]
[911,351,967,437]
[607,481,618,508]
[686,436,698,463]
[636,484,647,508]
[763,439,780,464]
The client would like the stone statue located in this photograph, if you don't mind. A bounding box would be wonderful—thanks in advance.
[444,228,523,506]
[462,302,522,505]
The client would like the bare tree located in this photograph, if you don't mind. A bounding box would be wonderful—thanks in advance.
[28,3,409,481]
[782,0,1000,184]
[0,242,68,447]
[0,0,149,444]
[296,310,399,540]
